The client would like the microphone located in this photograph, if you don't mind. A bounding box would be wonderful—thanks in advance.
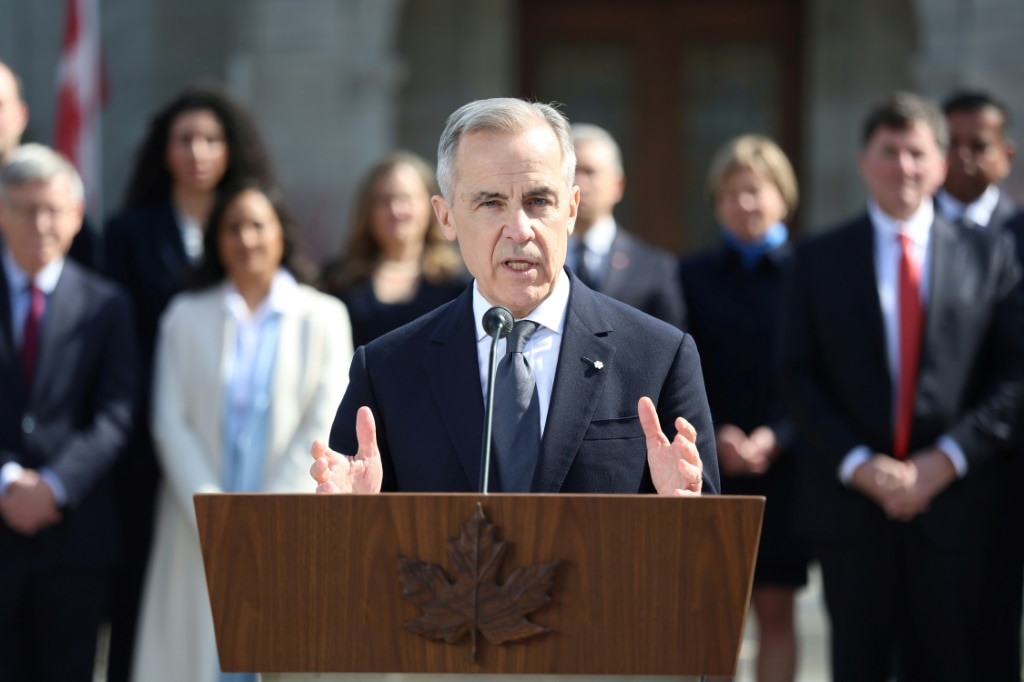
[480,306,513,493]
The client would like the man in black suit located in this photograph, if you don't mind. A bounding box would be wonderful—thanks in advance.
[778,92,1024,681]
[310,98,717,497]
[936,89,1024,681]
[936,90,1019,231]
[567,123,686,329]
[0,59,98,269]
[0,143,135,680]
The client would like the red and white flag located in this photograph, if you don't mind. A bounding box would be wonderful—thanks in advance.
[54,0,107,219]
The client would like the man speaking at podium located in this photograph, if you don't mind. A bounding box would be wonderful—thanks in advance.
[311,98,719,497]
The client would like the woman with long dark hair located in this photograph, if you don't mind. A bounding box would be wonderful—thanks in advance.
[102,83,277,682]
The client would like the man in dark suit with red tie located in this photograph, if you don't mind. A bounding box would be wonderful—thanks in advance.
[777,92,1024,681]
[0,144,136,681]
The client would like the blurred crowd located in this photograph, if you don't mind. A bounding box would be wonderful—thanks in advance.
[1,55,1023,682]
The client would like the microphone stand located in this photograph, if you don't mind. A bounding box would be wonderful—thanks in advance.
[479,324,503,494]
[479,305,512,493]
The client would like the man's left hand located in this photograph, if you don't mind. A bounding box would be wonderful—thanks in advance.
[0,469,62,536]
[638,396,703,496]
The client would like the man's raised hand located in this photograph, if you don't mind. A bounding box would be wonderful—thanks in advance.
[639,396,703,496]
[309,406,383,494]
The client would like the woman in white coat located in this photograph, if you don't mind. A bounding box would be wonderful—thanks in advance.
[132,180,354,682]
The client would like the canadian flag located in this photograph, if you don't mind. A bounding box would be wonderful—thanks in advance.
[54,0,107,219]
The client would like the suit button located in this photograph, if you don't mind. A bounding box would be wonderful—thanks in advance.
[21,415,35,434]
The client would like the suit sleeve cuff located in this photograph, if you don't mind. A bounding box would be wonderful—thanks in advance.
[936,436,968,478]
[38,467,68,507]
[0,462,24,495]
[839,445,872,485]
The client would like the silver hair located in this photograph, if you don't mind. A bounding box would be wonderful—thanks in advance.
[0,143,85,202]
[570,122,623,174]
[435,98,576,200]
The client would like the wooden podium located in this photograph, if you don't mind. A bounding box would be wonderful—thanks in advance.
[195,493,763,679]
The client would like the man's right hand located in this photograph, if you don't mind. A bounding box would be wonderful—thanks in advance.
[309,406,383,494]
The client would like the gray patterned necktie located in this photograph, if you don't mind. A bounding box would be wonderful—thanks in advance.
[492,320,540,492]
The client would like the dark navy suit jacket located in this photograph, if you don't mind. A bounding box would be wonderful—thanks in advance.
[778,213,1024,547]
[329,270,719,494]
[0,257,136,566]
[588,226,687,330]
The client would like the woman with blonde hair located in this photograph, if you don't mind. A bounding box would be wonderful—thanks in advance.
[679,134,808,682]
[322,151,466,347]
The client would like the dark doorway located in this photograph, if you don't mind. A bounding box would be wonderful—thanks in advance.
[519,0,803,254]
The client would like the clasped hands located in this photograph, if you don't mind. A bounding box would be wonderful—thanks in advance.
[0,468,62,536]
[310,396,704,496]
[716,424,778,476]
[851,448,957,521]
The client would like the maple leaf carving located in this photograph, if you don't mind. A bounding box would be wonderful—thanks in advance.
[397,503,559,662]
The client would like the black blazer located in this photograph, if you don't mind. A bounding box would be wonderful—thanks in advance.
[680,243,798,488]
[588,226,687,330]
[330,269,720,494]
[104,199,191,375]
[0,258,136,566]
[777,213,1024,546]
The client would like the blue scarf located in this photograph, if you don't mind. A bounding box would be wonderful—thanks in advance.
[723,222,788,270]
[222,313,282,494]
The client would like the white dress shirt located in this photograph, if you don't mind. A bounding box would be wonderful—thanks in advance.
[568,215,617,282]
[473,270,571,436]
[935,185,1002,229]
[838,200,967,484]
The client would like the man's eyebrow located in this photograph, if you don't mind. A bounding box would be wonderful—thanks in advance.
[468,190,508,203]
[525,185,559,201]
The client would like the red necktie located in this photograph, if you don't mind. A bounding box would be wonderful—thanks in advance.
[894,234,923,459]
[22,283,45,388]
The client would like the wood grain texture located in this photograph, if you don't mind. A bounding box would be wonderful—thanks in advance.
[195,493,763,676]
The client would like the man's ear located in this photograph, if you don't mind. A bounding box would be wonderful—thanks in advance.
[432,195,457,242]
[566,184,580,235]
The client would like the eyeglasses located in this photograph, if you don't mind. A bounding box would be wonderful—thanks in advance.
[2,202,76,221]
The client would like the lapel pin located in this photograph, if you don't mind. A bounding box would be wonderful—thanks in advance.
[581,356,604,370]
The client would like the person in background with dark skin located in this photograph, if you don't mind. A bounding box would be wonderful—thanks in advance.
[132,180,352,682]
[0,144,135,681]
[936,90,1024,682]
[321,151,466,348]
[680,134,807,682]
[102,84,276,682]
[0,59,98,269]
[778,91,1024,681]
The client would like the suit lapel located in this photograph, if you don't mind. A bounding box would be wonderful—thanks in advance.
[533,276,616,492]
[424,292,486,489]
[601,228,631,298]
[0,257,23,401]
[921,216,957,367]
[989,193,1020,231]
[846,216,889,372]
[29,262,82,403]
[153,201,190,287]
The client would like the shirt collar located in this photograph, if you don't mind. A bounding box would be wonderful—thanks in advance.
[223,269,298,322]
[3,249,65,295]
[935,185,1001,227]
[867,198,933,247]
[577,215,617,255]
[473,269,571,340]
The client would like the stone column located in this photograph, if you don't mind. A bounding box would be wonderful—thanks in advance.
[227,0,406,261]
